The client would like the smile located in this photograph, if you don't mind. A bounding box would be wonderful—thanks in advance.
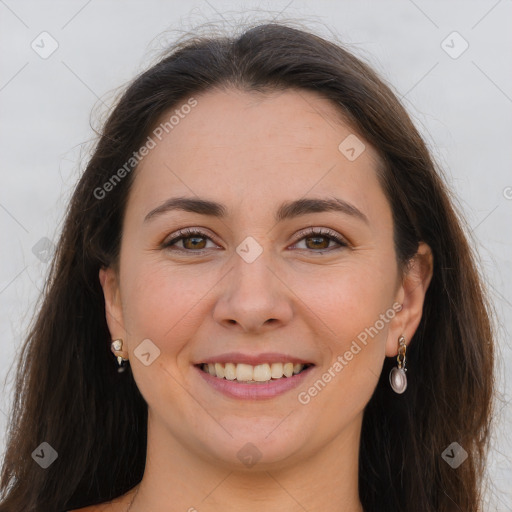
[198,362,312,383]
[195,359,315,400]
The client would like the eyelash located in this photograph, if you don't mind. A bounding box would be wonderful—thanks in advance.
[161,227,348,254]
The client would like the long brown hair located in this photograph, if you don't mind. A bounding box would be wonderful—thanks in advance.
[0,21,495,512]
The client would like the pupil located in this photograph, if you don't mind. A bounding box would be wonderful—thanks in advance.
[307,236,328,249]
[185,236,206,249]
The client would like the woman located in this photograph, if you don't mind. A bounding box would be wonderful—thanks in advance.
[0,21,495,512]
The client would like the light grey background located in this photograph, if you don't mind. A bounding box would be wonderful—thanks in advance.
[1,0,511,509]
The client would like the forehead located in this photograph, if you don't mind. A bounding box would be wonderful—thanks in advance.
[127,87,389,228]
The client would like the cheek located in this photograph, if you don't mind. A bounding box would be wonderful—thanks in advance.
[118,258,216,406]
[291,252,397,343]
[290,254,396,408]
[119,256,220,348]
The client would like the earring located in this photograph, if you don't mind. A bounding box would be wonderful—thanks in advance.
[111,339,129,373]
[389,335,407,394]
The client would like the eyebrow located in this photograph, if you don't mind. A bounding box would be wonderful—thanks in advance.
[144,196,369,225]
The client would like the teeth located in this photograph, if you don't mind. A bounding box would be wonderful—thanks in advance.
[236,364,253,381]
[200,362,307,382]
[214,363,225,378]
[253,364,271,382]
[283,362,294,377]
[271,362,283,378]
[224,363,236,380]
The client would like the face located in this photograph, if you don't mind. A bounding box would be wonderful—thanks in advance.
[101,87,423,470]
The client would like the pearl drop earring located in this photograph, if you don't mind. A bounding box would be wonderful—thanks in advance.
[389,335,407,394]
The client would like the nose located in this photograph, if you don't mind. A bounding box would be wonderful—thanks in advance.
[212,247,294,334]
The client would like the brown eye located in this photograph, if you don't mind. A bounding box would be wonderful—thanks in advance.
[162,227,347,254]
[304,235,331,250]
[292,228,348,252]
[162,228,218,252]
[182,235,207,250]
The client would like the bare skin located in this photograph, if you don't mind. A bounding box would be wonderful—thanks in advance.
[73,88,433,512]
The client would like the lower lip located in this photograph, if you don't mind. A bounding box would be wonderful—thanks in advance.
[195,365,314,400]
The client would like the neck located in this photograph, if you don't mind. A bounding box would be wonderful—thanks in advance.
[128,412,364,512]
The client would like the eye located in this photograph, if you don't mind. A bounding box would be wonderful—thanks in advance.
[291,227,348,252]
[161,227,348,254]
[161,228,219,252]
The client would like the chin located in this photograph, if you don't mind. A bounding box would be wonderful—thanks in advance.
[194,417,310,471]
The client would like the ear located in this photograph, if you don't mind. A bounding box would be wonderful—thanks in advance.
[386,242,434,357]
[99,266,126,340]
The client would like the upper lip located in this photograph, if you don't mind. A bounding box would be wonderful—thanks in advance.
[195,352,315,366]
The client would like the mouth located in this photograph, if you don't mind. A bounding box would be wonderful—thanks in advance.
[195,361,314,384]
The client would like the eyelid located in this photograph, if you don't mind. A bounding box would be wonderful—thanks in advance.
[290,226,349,249]
[161,225,349,253]
[161,227,221,249]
